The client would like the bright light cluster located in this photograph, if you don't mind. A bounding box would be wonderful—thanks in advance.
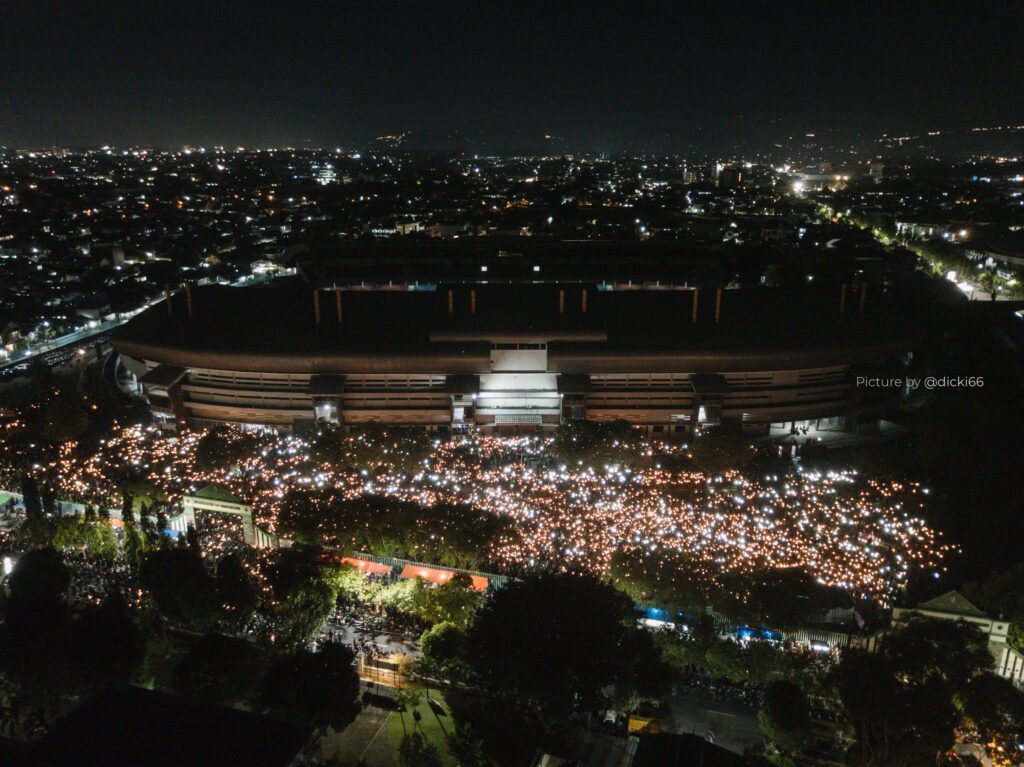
[6,426,949,597]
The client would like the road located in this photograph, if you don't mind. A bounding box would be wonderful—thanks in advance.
[0,277,288,380]
[321,614,421,658]
[0,320,120,379]
[664,690,763,755]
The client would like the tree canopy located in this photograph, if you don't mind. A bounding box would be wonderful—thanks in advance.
[831,617,1013,766]
[277,492,514,570]
[420,621,469,679]
[758,680,812,753]
[466,572,668,716]
[254,643,360,731]
[260,547,345,648]
[139,548,224,632]
[688,428,755,474]
[549,420,647,468]
[171,634,264,708]
[49,516,119,559]
[40,393,90,444]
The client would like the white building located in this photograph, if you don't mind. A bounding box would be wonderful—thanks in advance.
[893,591,1024,686]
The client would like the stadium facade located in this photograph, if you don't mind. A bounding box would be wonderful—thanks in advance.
[112,277,916,437]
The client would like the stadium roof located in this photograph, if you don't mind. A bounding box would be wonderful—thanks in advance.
[113,278,920,375]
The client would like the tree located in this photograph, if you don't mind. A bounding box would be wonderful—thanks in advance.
[64,594,144,694]
[50,516,119,558]
[607,548,706,614]
[123,519,147,573]
[374,577,428,616]
[884,616,993,689]
[216,553,260,631]
[466,572,665,716]
[276,492,514,570]
[549,420,646,468]
[20,474,43,521]
[658,613,720,670]
[959,674,1024,752]
[742,640,785,685]
[704,637,747,682]
[447,722,493,767]
[6,547,69,613]
[335,562,373,600]
[833,648,957,766]
[723,568,834,629]
[0,550,76,715]
[171,634,263,707]
[977,269,1002,300]
[420,622,468,669]
[689,428,754,474]
[254,643,360,731]
[414,575,482,627]
[41,490,57,517]
[963,562,1024,653]
[393,687,424,737]
[261,547,344,647]
[40,393,89,443]
[758,681,812,753]
[193,426,258,472]
[139,548,222,631]
[831,617,995,766]
[120,489,135,525]
[120,480,168,511]
[0,677,47,742]
[398,732,444,767]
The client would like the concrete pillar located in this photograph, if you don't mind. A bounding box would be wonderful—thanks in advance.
[167,380,187,431]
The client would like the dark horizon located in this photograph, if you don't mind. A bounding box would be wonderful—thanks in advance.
[4,0,1024,152]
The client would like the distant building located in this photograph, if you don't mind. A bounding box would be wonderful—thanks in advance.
[795,169,852,192]
[967,246,1024,274]
[427,223,474,238]
[718,167,744,189]
[895,220,950,240]
[893,591,1024,686]
[363,218,424,238]
[709,161,724,186]
[311,162,337,185]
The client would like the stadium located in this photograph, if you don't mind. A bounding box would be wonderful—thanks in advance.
[112,276,918,437]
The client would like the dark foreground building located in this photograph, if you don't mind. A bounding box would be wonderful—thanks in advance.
[113,277,916,437]
[27,686,312,767]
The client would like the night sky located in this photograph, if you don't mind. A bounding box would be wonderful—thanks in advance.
[3,0,1023,151]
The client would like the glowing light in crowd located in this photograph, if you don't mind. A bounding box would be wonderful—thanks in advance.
[2,426,948,597]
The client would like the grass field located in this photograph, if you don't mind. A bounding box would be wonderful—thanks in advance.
[388,689,456,766]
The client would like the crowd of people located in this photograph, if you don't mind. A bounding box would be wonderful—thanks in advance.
[61,549,133,607]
